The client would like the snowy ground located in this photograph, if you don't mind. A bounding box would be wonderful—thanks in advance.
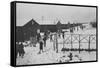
[16,24,97,65]
[16,41,96,65]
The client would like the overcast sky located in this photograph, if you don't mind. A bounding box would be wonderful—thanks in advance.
[16,3,96,26]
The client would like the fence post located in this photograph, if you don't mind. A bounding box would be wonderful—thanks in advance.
[56,34,58,53]
[53,34,56,51]
[53,40,55,51]
[79,34,81,53]
[88,35,90,53]
[71,34,73,50]
[63,36,65,48]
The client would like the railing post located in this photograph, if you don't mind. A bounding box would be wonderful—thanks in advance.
[63,37,64,48]
[53,40,55,51]
[53,34,56,51]
[79,34,81,53]
[56,34,58,53]
[71,34,73,50]
[88,35,90,53]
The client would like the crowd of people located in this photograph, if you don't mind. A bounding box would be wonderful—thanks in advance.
[16,31,49,59]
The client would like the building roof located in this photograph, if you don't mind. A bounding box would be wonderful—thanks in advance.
[23,18,40,29]
[16,19,83,32]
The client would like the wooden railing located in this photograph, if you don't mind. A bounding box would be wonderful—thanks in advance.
[53,34,96,53]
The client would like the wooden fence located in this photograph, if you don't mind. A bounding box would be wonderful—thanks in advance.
[53,34,96,53]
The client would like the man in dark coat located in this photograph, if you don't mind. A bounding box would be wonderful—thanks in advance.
[70,28,73,33]
[37,33,41,42]
[62,32,65,39]
[19,42,25,58]
[50,34,53,42]
[39,39,43,54]
[43,36,46,47]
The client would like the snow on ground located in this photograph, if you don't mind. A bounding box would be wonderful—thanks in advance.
[16,38,96,65]
[17,40,59,65]
[16,44,96,65]
[16,24,97,65]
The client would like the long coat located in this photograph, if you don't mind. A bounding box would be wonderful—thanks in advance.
[39,41,43,50]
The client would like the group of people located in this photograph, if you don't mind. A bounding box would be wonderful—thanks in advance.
[16,29,72,58]
[16,42,25,59]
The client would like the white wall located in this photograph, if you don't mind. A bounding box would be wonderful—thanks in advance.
[0,0,99,68]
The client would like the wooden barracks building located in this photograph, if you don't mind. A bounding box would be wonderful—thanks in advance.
[16,19,81,42]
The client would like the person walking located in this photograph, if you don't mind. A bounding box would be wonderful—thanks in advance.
[39,39,44,54]
[43,35,47,47]
[37,33,41,42]
[62,32,65,39]
[19,42,25,58]
[70,28,73,33]
[50,34,53,42]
